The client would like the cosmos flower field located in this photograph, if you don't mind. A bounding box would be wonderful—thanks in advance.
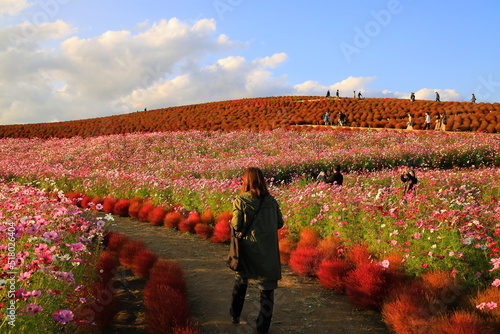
[1,128,499,331]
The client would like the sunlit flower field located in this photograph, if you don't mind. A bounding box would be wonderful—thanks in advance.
[1,128,499,331]
[0,183,109,332]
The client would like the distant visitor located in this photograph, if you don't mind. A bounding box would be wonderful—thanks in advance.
[423,112,431,130]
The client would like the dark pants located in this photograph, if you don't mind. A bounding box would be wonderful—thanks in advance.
[230,277,275,333]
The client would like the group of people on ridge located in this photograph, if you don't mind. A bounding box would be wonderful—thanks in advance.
[407,112,447,131]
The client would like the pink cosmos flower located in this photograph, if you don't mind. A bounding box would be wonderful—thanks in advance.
[34,243,49,254]
[486,302,498,310]
[39,251,52,264]
[42,231,59,242]
[18,271,32,281]
[65,242,86,253]
[53,309,74,324]
[489,258,500,272]
[378,260,390,268]
[22,303,43,316]
[492,279,500,287]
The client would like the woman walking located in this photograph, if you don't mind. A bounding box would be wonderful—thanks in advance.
[230,167,284,333]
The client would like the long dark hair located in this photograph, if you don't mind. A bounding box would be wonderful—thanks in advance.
[241,167,269,198]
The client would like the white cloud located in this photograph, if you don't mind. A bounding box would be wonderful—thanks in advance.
[0,15,467,125]
[116,53,290,110]
[294,76,375,96]
[414,88,463,102]
[0,0,31,17]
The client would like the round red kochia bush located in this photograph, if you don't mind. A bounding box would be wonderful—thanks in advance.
[382,281,433,333]
[279,237,296,264]
[345,243,374,268]
[106,232,129,254]
[131,248,158,279]
[138,202,155,222]
[194,223,214,239]
[318,235,342,259]
[288,245,322,276]
[128,197,143,219]
[113,199,130,217]
[90,196,104,211]
[344,262,398,310]
[178,211,201,233]
[211,218,231,243]
[433,310,494,334]
[145,285,190,333]
[119,240,146,267]
[200,210,215,225]
[65,192,83,206]
[316,257,353,292]
[96,250,119,284]
[297,227,320,248]
[148,206,167,226]
[80,195,93,209]
[145,259,187,298]
[102,197,117,213]
[164,211,184,229]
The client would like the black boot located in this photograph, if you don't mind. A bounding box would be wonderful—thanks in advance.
[230,279,247,324]
[256,289,274,333]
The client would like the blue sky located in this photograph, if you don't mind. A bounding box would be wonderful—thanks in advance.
[1,0,499,124]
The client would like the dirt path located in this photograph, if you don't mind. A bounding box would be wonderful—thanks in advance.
[104,216,390,334]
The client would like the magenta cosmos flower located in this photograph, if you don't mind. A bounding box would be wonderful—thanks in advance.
[65,242,86,253]
[53,309,74,324]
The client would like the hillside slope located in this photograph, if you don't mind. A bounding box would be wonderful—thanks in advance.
[1,96,499,138]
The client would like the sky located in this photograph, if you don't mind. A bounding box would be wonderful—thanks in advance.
[1,0,500,125]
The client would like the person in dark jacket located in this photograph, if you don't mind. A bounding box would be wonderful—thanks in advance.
[400,167,418,196]
[230,167,284,333]
[326,165,343,186]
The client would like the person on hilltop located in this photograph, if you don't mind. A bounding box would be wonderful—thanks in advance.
[471,93,477,103]
[336,89,340,99]
[229,167,284,334]
[400,167,418,197]
[326,90,331,97]
[326,165,343,186]
[410,92,416,102]
[435,91,441,102]
[423,112,431,130]
[358,91,363,99]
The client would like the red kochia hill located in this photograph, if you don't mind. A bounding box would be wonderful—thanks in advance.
[1,96,499,138]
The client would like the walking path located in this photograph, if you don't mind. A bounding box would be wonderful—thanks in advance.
[105,216,390,334]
